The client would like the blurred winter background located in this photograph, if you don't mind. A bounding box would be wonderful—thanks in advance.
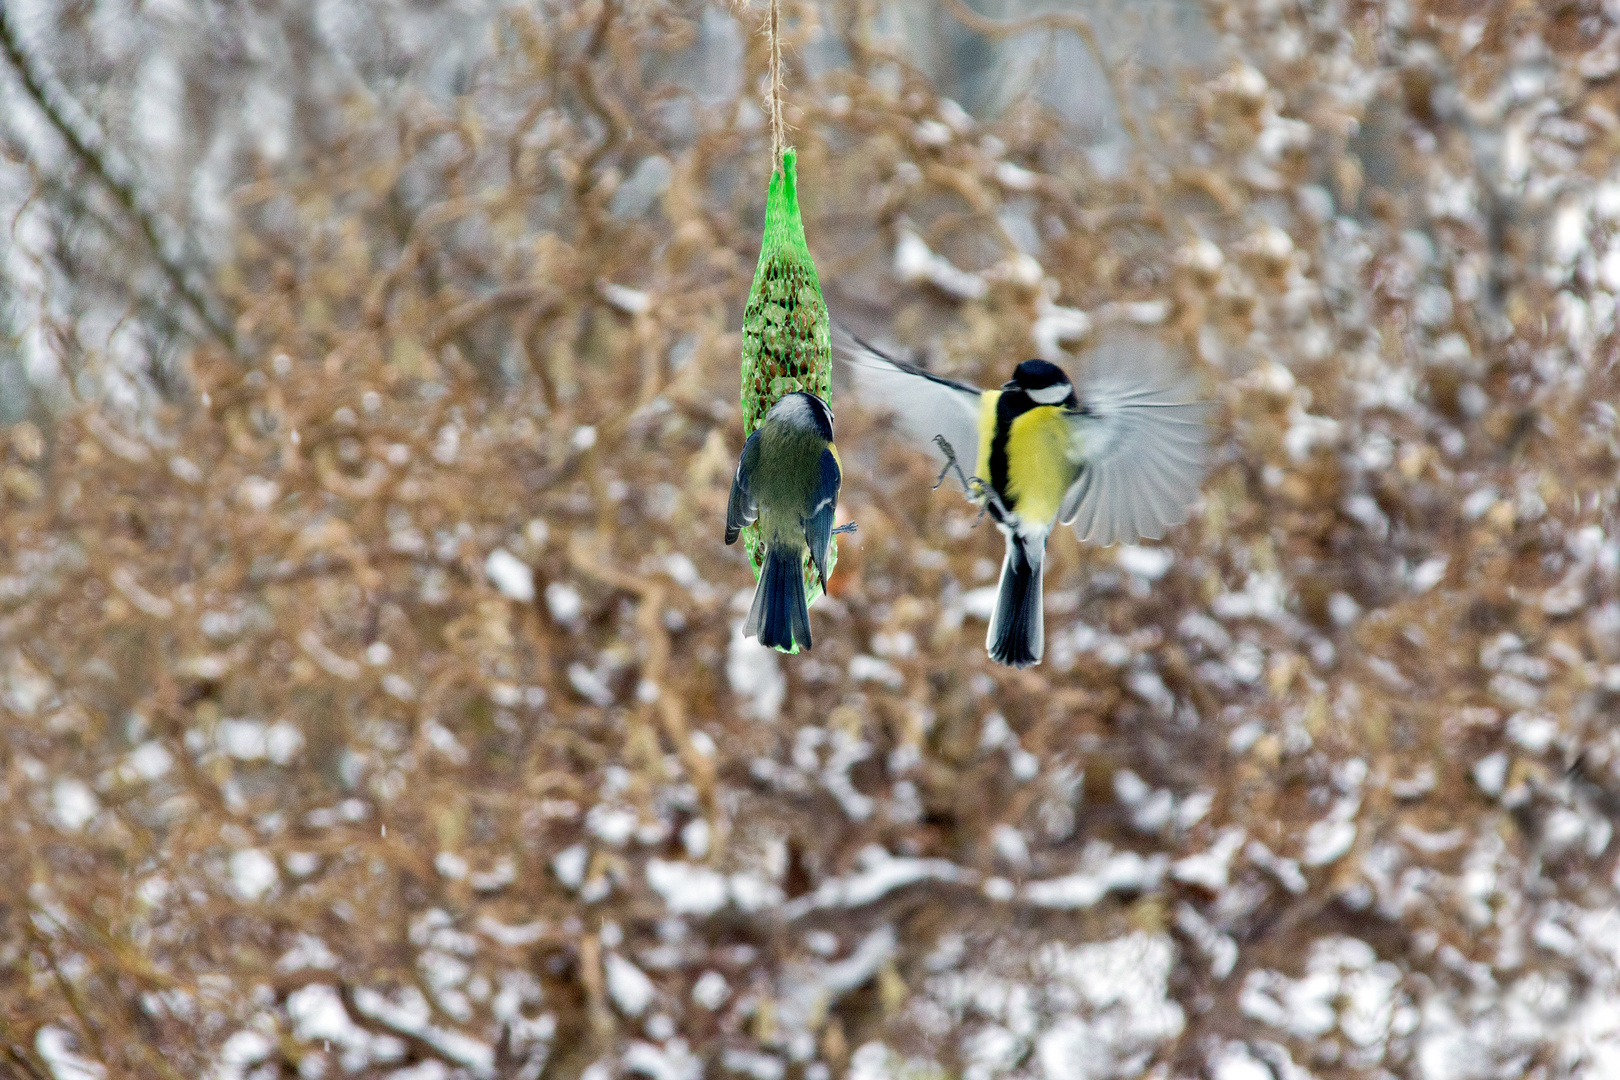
[3,0,1620,1077]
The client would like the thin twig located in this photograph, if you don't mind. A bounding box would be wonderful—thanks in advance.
[426,285,556,349]
[0,1014,53,1080]
[938,0,1141,144]
[21,167,199,346]
[25,919,113,1076]
[0,4,240,355]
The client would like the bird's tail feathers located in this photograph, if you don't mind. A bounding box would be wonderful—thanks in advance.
[987,533,1044,668]
[745,544,813,652]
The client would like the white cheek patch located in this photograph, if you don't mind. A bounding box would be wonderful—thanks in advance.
[771,395,817,430]
[1027,383,1072,405]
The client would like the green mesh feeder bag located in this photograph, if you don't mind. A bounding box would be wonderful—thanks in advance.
[740,149,835,635]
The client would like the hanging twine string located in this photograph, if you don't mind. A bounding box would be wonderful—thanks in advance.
[767,0,786,172]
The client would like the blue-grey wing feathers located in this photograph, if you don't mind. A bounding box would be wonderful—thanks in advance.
[725,431,761,545]
[803,448,841,589]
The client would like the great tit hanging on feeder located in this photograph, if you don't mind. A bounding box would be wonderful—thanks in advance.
[725,391,843,653]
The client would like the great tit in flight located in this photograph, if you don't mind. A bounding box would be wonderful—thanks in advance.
[840,330,1209,668]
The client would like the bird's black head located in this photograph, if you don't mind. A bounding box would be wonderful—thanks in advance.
[1004,359,1075,406]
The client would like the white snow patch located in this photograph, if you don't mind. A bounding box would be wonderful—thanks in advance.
[792,846,968,912]
[545,581,583,623]
[895,229,988,301]
[848,654,904,688]
[586,804,639,846]
[1283,411,1341,460]
[1113,769,1176,833]
[606,952,657,1016]
[1505,711,1558,754]
[218,1029,274,1077]
[623,1039,702,1080]
[236,475,280,511]
[1473,752,1509,797]
[646,860,728,916]
[229,849,278,902]
[122,740,174,782]
[216,718,301,763]
[1176,902,1239,979]
[692,971,729,1009]
[1302,818,1357,867]
[1207,1042,1278,1080]
[1240,936,1407,1053]
[287,983,372,1058]
[1116,545,1174,580]
[553,844,589,889]
[995,160,1041,191]
[990,824,1032,869]
[567,663,615,707]
[1031,933,1185,1079]
[1172,828,1247,892]
[775,926,899,1041]
[723,1048,786,1080]
[727,619,785,720]
[477,916,549,947]
[601,282,652,314]
[1211,572,1288,621]
[726,873,784,912]
[680,818,710,859]
[1032,298,1092,358]
[35,1027,105,1080]
[51,778,98,831]
[350,986,494,1073]
[217,717,268,759]
[277,933,339,971]
[1246,840,1308,893]
[961,586,999,620]
[484,549,535,602]
[1411,557,1449,593]
[1021,842,1168,909]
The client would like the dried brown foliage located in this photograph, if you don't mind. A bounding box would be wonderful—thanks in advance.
[4,2,1620,1078]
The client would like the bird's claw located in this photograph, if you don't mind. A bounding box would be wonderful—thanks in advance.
[932,434,973,492]
[932,434,1009,526]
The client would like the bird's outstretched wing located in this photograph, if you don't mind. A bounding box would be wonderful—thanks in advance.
[725,431,762,545]
[1059,330,1212,546]
[803,448,841,589]
[833,326,982,492]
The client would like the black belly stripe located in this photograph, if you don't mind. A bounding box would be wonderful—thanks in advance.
[988,390,1035,515]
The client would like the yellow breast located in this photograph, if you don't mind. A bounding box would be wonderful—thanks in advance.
[1004,405,1077,526]
[975,391,1000,483]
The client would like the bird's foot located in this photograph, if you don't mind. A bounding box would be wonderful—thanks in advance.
[932,435,973,492]
[967,476,1011,526]
[932,434,1009,526]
